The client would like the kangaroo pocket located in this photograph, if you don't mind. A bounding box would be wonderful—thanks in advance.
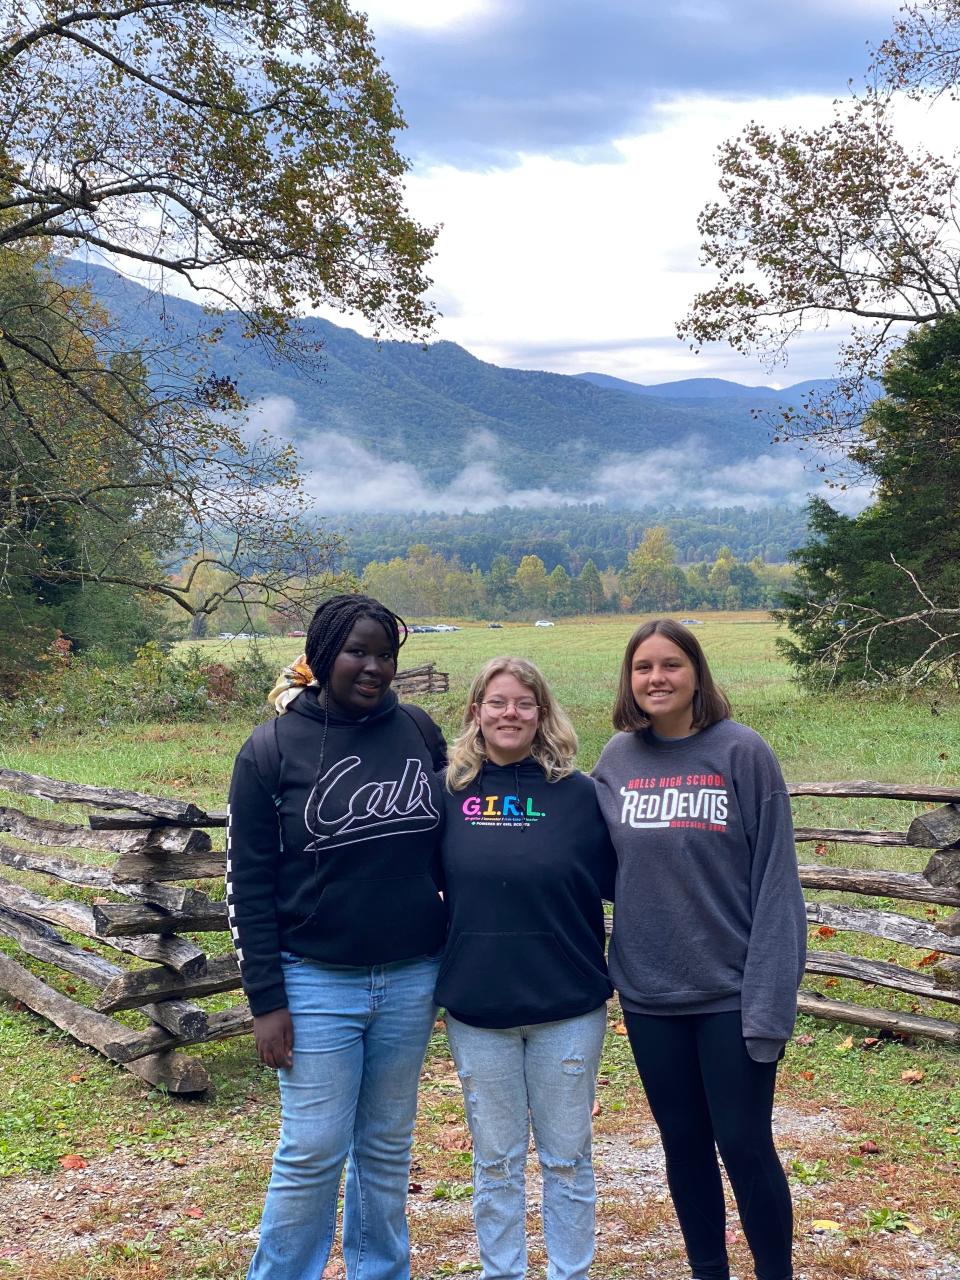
[292,874,446,964]
[435,931,610,1028]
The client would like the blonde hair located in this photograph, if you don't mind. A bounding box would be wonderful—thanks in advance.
[446,656,578,791]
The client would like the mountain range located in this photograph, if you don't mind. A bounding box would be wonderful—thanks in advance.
[59,261,854,512]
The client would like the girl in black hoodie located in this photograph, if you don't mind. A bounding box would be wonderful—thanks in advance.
[227,595,446,1280]
[436,657,615,1280]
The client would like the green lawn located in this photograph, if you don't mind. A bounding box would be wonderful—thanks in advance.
[1,614,959,1278]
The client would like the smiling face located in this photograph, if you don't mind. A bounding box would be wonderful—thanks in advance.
[630,633,698,737]
[473,671,540,766]
[325,617,396,718]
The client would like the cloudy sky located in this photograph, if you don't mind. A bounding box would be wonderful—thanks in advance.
[337,0,919,387]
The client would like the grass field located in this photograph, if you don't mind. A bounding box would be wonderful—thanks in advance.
[1,613,959,1278]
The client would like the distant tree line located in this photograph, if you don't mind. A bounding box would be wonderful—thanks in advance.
[359,534,793,621]
[328,504,810,577]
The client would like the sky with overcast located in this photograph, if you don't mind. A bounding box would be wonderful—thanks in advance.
[337,0,934,388]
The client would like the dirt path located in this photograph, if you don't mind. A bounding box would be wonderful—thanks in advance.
[2,1099,958,1279]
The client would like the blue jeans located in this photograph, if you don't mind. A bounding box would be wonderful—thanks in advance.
[247,953,440,1280]
[445,1006,607,1280]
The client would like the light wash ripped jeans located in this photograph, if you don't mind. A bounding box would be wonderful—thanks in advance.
[247,952,440,1280]
[445,1005,607,1280]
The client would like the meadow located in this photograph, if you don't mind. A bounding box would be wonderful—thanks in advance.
[0,613,959,1279]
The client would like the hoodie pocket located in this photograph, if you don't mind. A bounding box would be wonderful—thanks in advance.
[303,874,446,962]
[435,931,608,1027]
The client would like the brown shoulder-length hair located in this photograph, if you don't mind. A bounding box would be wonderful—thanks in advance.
[612,618,731,733]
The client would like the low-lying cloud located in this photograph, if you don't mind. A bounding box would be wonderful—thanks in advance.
[246,395,874,516]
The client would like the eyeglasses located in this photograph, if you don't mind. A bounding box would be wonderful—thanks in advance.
[481,697,539,717]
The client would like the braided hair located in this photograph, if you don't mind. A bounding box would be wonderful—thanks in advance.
[304,593,407,695]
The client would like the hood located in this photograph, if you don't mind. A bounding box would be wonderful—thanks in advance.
[289,686,399,728]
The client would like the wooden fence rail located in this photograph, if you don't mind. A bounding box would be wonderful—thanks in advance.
[0,766,958,1093]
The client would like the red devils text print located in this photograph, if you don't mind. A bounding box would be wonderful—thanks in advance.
[619,772,729,831]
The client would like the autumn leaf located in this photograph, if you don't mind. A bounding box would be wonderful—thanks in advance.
[824,977,839,988]
[611,1021,628,1036]
[812,1219,843,1231]
[900,1068,925,1084]
[184,1206,204,1218]
[795,1032,815,1046]
[917,951,941,968]
[817,926,837,938]
[836,1035,854,1054]
[861,1037,880,1049]
[814,842,829,857]
[859,1140,881,1155]
[58,1154,87,1170]
[800,1070,816,1081]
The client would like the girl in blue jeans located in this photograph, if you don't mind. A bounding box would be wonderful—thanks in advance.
[436,657,616,1280]
[227,595,447,1280]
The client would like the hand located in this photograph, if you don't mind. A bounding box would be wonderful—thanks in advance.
[253,1009,294,1069]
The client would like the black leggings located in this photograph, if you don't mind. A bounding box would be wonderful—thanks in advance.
[624,1010,792,1280]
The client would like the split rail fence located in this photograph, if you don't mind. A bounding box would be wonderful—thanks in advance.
[0,761,958,1094]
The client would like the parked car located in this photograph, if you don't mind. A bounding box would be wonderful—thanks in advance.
[679,618,703,626]
[534,619,555,627]
[487,622,503,629]
[434,624,460,632]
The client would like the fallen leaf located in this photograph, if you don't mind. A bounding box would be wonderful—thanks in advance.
[917,952,941,968]
[904,1220,923,1236]
[408,1182,423,1194]
[824,977,839,988]
[812,1219,843,1231]
[795,1033,815,1046]
[58,1154,87,1170]
[861,1037,880,1049]
[836,1035,854,1054]
[592,1099,601,1117]
[67,1073,85,1083]
[858,1140,881,1155]
[184,1206,204,1218]
[816,925,837,938]
[611,1021,628,1036]
[901,1068,925,1084]
[800,1070,816,1081]
[814,842,829,857]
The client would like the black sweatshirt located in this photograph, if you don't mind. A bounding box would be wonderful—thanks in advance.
[226,689,445,1016]
[435,759,616,1029]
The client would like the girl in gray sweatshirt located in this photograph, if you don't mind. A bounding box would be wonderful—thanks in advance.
[593,619,806,1280]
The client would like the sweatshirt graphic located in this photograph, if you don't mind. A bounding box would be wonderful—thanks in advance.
[593,721,806,1060]
[436,760,616,1029]
[226,690,445,1016]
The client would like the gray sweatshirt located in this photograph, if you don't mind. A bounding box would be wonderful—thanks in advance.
[593,720,807,1062]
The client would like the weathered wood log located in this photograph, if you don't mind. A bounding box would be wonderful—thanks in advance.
[789,781,960,801]
[805,900,960,955]
[93,900,228,937]
[941,911,960,937]
[0,906,206,1037]
[0,951,209,1091]
[924,847,960,891]
[111,849,227,883]
[0,879,207,976]
[0,769,209,822]
[0,805,211,855]
[907,803,960,850]
[95,952,241,1013]
[111,1004,253,1063]
[0,840,218,913]
[797,991,960,1043]
[89,809,227,830]
[798,865,960,907]
[794,827,909,846]
[805,949,960,1005]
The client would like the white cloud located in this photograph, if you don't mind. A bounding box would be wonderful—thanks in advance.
[359,0,499,31]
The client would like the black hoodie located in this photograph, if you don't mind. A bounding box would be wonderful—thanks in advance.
[226,689,445,1016]
[435,759,616,1028]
